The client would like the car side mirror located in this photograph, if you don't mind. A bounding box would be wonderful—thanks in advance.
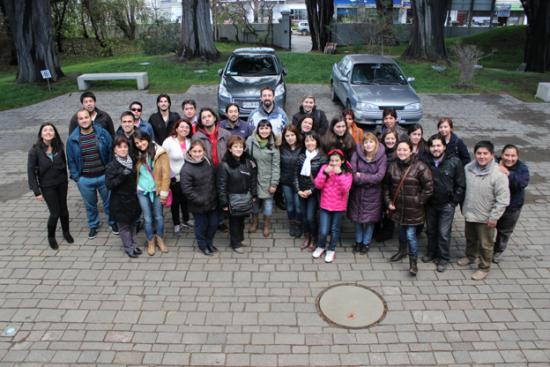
[218,69,223,76]
[282,68,288,75]
[407,76,415,83]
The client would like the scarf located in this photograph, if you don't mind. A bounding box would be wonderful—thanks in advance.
[300,149,318,176]
[256,134,269,149]
[201,125,219,166]
[116,154,133,170]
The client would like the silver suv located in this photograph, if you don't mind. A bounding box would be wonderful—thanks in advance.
[217,48,287,117]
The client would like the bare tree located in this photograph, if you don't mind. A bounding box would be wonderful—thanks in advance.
[107,0,148,40]
[305,0,334,51]
[180,0,219,61]
[520,0,550,72]
[376,0,398,46]
[1,0,63,83]
[51,0,71,53]
[453,44,483,87]
[403,0,450,61]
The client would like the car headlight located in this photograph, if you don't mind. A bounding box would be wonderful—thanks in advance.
[356,102,378,111]
[275,83,285,97]
[219,83,231,99]
[404,102,421,110]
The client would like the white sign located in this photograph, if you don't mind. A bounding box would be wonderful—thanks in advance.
[40,69,52,79]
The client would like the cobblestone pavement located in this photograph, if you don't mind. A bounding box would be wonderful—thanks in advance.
[0,87,549,366]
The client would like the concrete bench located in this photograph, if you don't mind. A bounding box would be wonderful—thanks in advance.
[77,72,149,90]
[535,82,550,102]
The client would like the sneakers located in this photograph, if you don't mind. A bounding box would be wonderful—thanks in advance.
[181,220,194,229]
[352,243,361,254]
[312,247,325,258]
[492,251,503,264]
[174,225,181,235]
[421,254,436,263]
[88,228,98,240]
[471,270,489,281]
[457,256,475,266]
[360,244,369,255]
[436,261,447,273]
[324,250,336,263]
[232,244,245,254]
[111,224,119,235]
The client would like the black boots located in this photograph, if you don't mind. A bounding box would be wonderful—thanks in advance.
[390,239,407,262]
[48,237,59,250]
[409,257,418,276]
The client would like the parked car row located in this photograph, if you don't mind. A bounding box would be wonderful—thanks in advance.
[216,48,423,126]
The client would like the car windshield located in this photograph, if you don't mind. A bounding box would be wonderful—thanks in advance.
[350,63,406,85]
[225,55,278,76]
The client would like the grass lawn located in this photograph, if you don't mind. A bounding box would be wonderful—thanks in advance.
[0,29,548,111]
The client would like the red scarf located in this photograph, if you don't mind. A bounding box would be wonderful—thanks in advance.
[201,125,219,166]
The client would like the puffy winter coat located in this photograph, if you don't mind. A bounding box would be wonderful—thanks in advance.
[293,151,328,192]
[279,147,301,187]
[384,158,433,225]
[180,153,217,213]
[314,164,353,212]
[105,159,141,224]
[217,152,258,209]
[246,135,280,199]
[348,143,387,224]
[498,158,529,209]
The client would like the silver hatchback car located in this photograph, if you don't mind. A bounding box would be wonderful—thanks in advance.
[217,48,287,118]
[330,54,422,126]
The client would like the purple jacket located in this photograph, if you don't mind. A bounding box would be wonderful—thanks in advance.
[348,143,387,223]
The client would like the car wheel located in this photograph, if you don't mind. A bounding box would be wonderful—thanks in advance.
[330,82,338,103]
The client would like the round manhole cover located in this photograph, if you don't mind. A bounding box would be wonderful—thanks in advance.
[316,283,387,329]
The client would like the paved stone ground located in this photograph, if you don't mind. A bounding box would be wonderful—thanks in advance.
[0,87,549,366]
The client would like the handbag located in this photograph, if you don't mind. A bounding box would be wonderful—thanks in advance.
[228,192,253,216]
[144,160,172,208]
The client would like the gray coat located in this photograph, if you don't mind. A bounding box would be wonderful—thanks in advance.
[348,143,387,224]
[246,135,280,199]
[462,160,510,223]
[192,126,232,165]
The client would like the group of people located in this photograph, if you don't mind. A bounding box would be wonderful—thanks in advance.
[27,88,529,280]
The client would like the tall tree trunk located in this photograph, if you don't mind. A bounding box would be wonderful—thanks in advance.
[521,0,550,72]
[52,0,70,53]
[403,0,450,61]
[180,0,219,61]
[2,0,63,83]
[376,0,398,46]
[306,0,334,51]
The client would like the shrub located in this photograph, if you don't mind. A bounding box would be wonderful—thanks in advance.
[139,21,180,55]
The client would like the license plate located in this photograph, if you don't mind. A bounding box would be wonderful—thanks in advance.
[242,101,259,109]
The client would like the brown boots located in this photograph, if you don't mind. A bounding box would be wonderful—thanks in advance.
[263,216,271,237]
[248,215,258,233]
[147,236,168,256]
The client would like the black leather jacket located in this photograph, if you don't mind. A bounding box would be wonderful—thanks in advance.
[217,152,258,208]
[423,154,465,206]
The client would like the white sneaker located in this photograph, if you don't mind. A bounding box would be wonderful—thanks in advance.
[325,250,336,263]
[174,225,181,234]
[312,247,325,258]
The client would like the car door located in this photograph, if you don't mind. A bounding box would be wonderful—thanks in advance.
[340,59,353,106]
[333,58,349,102]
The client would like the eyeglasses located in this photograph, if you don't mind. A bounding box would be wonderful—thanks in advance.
[131,108,142,112]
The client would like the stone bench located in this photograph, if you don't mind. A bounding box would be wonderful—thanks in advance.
[535,82,550,102]
[77,72,149,90]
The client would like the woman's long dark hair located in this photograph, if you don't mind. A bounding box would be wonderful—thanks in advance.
[35,123,64,154]
[134,129,156,163]
[255,119,276,149]
[281,124,302,151]
[321,118,355,156]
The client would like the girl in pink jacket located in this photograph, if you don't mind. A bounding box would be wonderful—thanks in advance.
[312,149,353,263]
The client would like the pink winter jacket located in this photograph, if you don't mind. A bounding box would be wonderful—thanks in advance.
[314,164,353,212]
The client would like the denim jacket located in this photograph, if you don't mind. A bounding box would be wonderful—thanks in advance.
[66,124,113,182]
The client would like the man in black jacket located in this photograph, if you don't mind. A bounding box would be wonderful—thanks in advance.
[68,91,115,137]
[422,134,466,272]
[148,94,181,144]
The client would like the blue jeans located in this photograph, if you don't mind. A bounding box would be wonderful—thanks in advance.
[355,222,375,245]
[399,225,419,258]
[193,210,218,251]
[300,193,319,236]
[318,209,344,251]
[252,198,273,216]
[137,191,164,241]
[281,185,302,221]
[425,203,456,262]
[76,175,114,229]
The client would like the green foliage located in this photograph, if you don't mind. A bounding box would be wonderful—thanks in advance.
[139,21,181,56]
